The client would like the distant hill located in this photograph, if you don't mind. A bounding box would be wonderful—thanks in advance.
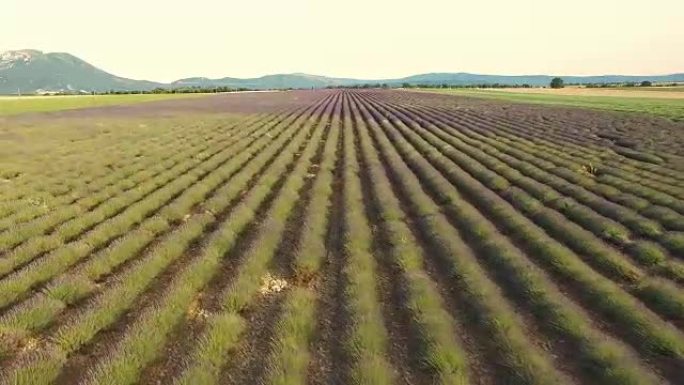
[390,72,684,87]
[1,49,683,94]
[171,73,361,90]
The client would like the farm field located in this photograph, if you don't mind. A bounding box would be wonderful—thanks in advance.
[0,93,208,116]
[418,87,684,121]
[604,86,684,93]
[0,89,684,385]
[445,86,684,98]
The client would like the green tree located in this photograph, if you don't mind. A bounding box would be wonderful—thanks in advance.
[550,77,564,89]
[640,80,653,87]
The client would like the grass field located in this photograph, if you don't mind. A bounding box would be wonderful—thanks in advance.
[0,94,206,116]
[0,89,683,385]
[417,88,684,121]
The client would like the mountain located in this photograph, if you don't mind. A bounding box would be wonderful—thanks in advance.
[0,50,162,94]
[1,49,683,94]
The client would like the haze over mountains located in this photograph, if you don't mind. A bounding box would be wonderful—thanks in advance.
[2,49,684,94]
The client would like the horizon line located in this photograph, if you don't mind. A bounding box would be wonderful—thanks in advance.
[2,48,683,83]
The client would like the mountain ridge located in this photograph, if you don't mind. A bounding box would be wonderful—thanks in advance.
[1,49,683,94]
[0,50,163,94]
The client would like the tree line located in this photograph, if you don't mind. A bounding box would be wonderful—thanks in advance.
[31,80,680,96]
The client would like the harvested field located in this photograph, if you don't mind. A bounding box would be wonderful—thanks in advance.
[419,88,684,122]
[468,87,684,99]
[1,89,684,385]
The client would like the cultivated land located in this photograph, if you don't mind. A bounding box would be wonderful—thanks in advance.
[461,86,684,99]
[0,89,684,385]
[0,94,207,116]
[419,87,684,121]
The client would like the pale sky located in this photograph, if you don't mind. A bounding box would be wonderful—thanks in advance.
[2,0,683,82]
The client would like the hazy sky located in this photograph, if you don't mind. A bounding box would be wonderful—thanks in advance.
[2,0,683,82]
